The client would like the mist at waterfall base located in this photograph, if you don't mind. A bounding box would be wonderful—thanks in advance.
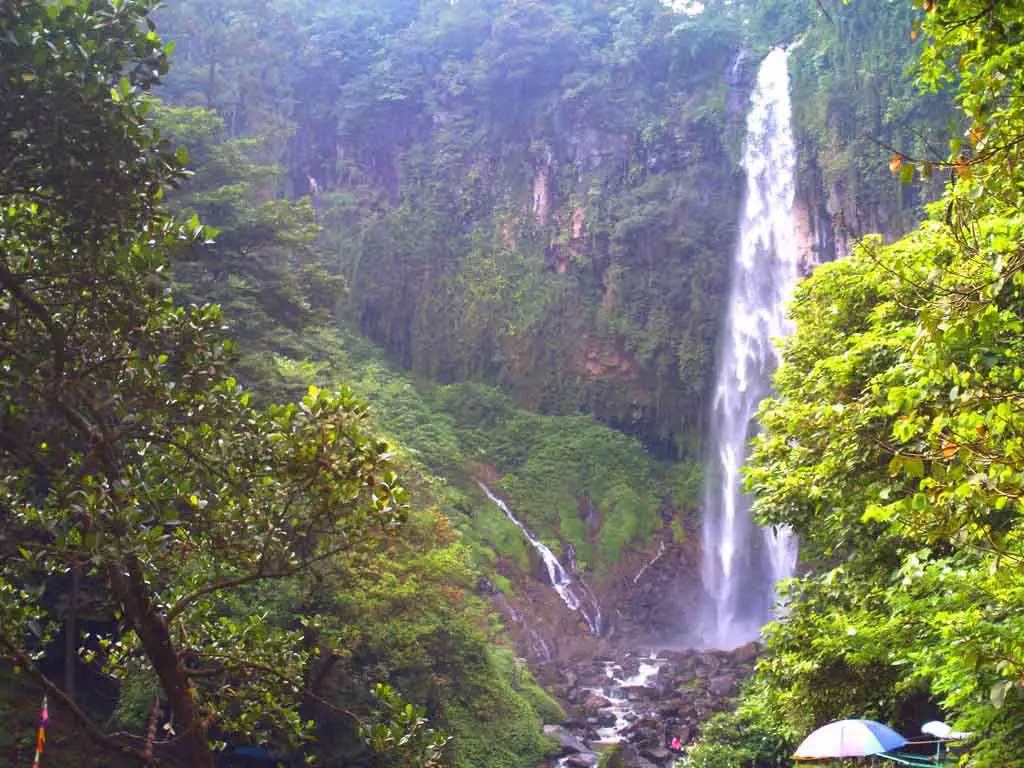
[694,47,801,650]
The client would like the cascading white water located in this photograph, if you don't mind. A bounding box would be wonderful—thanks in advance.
[478,483,601,634]
[699,47,801,649]
[576,653,665,745]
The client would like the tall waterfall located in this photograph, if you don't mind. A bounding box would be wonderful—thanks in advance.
[699,47,801,648]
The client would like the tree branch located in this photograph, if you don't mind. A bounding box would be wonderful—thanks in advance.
[0,258,67,379]
[165,569,282,621]
[191,652,363,725]
[165,538,366,622]
[814,0,834,25]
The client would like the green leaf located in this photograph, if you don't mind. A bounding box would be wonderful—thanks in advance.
[861,503,896,523]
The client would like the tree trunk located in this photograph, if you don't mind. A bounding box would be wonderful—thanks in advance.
[107,559,215,768]
[64,563,80,700]
[206,54,216,109]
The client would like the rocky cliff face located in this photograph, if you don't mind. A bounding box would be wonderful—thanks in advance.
[318,20,750,458]
[783,2,954,264]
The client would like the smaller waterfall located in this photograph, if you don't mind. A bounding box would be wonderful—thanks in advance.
[565,542,604,633]
[632,540,667,585]
[479,483,601,634]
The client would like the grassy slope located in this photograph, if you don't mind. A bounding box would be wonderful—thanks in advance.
[240,321,701,580]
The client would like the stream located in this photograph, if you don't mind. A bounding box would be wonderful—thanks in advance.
[586,654,665,744]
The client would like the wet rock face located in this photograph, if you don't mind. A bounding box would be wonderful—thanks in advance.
[542,645,760,768]
[491,514,706,669]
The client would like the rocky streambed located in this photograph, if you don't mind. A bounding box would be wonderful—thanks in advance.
[539,642,760,768]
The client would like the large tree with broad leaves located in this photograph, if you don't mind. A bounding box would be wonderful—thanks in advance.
[0,1,408,765]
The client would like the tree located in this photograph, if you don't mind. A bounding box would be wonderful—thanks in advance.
[152,101,345,342]
[1,1,407,765]
[153,0,306,139]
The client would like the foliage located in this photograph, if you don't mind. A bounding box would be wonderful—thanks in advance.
[781,0,954,247]
[706,2,1024,766]
[250,323,692,576]
[147,0,962,460]
[0,3,439,766]
[441,648,561,768]
[0,0,182,233]
[360,683,450,768]
[679,680,793,768]
[132,9,599,768]
[152,101,343,337]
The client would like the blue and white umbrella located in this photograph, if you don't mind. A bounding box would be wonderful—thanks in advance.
[794,719,908,760]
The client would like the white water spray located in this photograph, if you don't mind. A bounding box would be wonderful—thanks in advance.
[699,47,800,648]
[478,483,601,634]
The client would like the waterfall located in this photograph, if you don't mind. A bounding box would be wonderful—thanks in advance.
[698,47,801,648]
[478,483,601,634]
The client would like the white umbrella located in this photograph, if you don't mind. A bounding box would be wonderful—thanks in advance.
[921,721,971,741]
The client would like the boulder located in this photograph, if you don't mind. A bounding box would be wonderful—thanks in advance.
[581,691,613,711]
[622,685,654,701]
[621,716,662,747]
[578,671,612,687]
[617,745,660,768]
[707,674,738,698]
[731,641,760,665]
[543,725,589,755]
[564,753,600,767]
[672,669,697,688]
[588,711,618,728]
[657,703,682,717]
[641,746,671,763]
[694,654,721,678]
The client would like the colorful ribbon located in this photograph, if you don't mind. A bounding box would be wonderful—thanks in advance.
[143,696,161,761]
[32,694,47,768]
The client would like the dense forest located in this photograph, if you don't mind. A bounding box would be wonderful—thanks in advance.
[2,0,1023,767]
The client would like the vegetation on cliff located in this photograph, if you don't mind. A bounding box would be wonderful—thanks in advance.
[151,95,698,583]
[152,0,754,456]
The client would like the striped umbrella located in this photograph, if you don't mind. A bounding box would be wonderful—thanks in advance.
[794,719,908,760]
